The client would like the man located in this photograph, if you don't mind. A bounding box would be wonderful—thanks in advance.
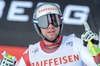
[16,2,98,66]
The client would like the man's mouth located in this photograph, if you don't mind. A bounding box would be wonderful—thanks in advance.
[48,31,55,33]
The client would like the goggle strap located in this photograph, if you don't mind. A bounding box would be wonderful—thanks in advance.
[47,14,51,24]
[56,15,59,25]
[33,19,38,24]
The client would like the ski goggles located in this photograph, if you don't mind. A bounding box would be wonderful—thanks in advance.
[37,14,62,28]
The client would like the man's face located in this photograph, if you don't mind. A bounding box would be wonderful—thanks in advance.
[40,24,60,41]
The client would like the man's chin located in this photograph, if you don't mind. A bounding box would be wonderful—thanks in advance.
[47,37,58,42]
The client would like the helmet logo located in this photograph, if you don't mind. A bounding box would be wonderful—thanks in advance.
[38,7,58,13]
[38,8,58,13]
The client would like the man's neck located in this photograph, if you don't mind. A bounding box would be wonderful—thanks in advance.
[40,36,62,53]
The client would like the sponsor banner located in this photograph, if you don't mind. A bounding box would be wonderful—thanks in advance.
[0,0,100,47]
[63,5,90,25]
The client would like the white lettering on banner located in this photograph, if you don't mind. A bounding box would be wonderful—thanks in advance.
[63,5,90,25]
[0,0,5,18]
[7,1,33,22]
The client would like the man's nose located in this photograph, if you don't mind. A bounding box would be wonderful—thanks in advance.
[48,24,54,28]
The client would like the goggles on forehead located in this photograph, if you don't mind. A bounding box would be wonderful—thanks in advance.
[37,14,62,28]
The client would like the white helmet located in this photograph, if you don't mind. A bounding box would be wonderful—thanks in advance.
[33,2,63,42]
[33,2,62,20]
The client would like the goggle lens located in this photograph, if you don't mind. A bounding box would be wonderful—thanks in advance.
[37,14,61,28]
